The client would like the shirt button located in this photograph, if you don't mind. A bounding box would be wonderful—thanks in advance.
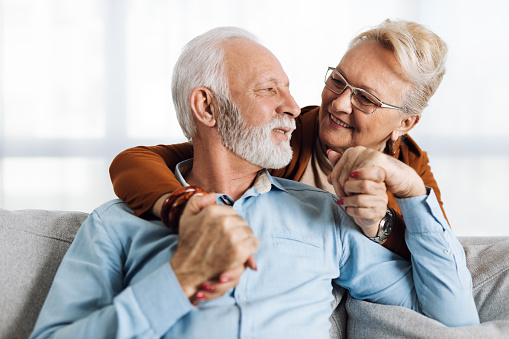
[240,295,248,301]
[444,248,451,254]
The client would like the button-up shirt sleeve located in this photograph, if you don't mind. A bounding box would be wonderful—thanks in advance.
[30,205,194,339]
[335,188,479,327]
[398,188,480,326]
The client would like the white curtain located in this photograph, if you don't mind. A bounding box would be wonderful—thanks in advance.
[1,0,508,236]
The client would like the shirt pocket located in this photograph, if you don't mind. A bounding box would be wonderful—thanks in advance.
[271,235,323,273]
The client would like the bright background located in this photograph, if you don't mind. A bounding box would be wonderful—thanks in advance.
[1,0,508,236]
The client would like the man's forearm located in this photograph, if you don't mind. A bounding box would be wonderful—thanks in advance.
[31,263,193,338]
[31,211,194,338]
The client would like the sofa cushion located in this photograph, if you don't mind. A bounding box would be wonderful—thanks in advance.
[0,209,88,339]
[340,237,509,338]
[2,208,509,338]
[462,237,509,323]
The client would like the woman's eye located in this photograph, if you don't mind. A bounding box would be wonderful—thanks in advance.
[332,78,346,88]
[358,93,377,106]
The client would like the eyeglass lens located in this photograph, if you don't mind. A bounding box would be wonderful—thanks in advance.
[326,68,381,114]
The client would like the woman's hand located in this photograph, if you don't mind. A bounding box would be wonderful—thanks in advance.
[327,146,426,237]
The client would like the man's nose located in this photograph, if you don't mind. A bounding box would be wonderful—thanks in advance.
[279,90,301,118]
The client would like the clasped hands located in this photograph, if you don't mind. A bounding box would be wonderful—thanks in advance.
[170,193,259,305]
[327,146,427,238]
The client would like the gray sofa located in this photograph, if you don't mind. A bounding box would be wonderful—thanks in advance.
[1,208,509,339]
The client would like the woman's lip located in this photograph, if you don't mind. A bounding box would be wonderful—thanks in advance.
[329,113,353,129]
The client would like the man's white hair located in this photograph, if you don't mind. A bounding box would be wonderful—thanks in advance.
[171,27,259,140]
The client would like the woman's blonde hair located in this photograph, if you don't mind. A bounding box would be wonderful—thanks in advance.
[349,19,448,115]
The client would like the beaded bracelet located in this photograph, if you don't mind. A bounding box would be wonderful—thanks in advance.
[160,186,208,233]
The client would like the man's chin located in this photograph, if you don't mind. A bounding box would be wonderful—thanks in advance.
[271,132,291,144]
[264,148,293,170]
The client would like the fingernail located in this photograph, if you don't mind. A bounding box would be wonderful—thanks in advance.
[195,291,206,299]
[350,172,359,178]
[200,283,214,292]
[219,276,231,283]
[337,199,344,206]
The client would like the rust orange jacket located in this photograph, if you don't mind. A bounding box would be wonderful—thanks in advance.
[110,106,447,259]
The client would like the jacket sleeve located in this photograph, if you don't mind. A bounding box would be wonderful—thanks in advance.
[109,107,320,218]
[109,143,193,217]
[415,150,448,223]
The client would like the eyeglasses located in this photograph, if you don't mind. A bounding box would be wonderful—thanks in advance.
[324,67,405,114]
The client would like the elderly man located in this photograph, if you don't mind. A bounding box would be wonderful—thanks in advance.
[31,27,479,339]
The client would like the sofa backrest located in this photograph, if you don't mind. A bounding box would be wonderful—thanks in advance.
[0,209,88,339]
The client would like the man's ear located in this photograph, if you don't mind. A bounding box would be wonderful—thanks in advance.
[391,114,420,140]
[190,87,217,127]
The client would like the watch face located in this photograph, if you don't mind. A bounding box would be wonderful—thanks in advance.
[382,222,393,236]
[380,216,393,237]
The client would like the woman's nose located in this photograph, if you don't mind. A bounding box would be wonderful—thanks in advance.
[331,88,353,114]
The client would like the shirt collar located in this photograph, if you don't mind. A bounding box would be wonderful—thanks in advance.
[174,159,286,198]
[174,159,193,186]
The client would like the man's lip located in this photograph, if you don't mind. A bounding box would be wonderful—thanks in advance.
[273,127,291,134]
[329,113,352,129]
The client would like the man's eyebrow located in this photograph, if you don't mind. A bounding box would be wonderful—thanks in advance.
[255,76,290,88]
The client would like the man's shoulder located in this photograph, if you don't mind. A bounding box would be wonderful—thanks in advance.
[91,199,153,228]
[86,199,166,238]
[93,199,135,217]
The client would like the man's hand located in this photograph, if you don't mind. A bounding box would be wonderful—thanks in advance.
[327,146,426,237]
[170,193,259,301]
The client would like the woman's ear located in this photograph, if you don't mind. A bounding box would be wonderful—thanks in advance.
[190,87,217,127]
[392,114,420,140]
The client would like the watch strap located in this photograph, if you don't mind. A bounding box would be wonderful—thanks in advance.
[368,207,394,244]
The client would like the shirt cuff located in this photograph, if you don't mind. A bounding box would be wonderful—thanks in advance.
[395,187,448,234]
[122,262,195,336]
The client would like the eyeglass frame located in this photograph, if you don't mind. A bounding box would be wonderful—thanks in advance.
[324,67,405,114]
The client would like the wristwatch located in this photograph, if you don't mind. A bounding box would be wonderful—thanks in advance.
[369,207,394,244]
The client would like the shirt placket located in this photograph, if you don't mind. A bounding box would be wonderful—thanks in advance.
[230,199,258,339]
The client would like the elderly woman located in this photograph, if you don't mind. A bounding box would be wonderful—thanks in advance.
[109,19,448,259]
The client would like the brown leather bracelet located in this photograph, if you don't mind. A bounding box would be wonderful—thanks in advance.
[160,186,208,233]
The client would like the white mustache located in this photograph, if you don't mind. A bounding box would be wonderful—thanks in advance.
[267,116,296,137]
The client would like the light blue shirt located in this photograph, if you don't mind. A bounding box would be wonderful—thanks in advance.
[31,160,479,339]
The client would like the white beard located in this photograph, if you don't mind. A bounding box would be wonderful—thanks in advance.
[217,103,296,169]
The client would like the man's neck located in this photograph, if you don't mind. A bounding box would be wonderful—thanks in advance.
[185,145,261,201]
